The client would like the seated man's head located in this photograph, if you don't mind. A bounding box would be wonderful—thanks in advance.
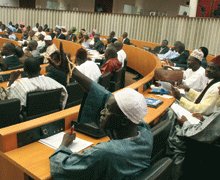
[122,32,128,39]
[1,43,16,56]
[44,35,53,46]
[28,30,35,37]
[109,31,115,37]
[187,49,204,70]
[114,41,123,52]
[24,57,41,78]
[199,47,209,58]
[100,88,147,139]
[161,40,168,47]
[27,40,38,51]
[104,48,117,60]
[94,33,100,42]
[75,48,87,65]
[49,51,62,67]
[38,34,45,41]
[206,55,220,79]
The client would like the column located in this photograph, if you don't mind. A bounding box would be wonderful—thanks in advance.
[189,0,199,17]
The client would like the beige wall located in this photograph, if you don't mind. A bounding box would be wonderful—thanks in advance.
[36,0,95,12]
[113,0,135,14]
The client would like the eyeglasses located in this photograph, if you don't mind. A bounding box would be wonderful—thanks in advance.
[101,107,128,119]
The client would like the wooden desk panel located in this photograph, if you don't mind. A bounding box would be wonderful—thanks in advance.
[2,132,109,180]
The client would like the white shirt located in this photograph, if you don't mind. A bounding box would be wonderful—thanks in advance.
[7,76,68,109]
[35,31,47,37]
[76,61,101,82]
[183,66,209,92]
[117,49,126,67]
[157,49,180,60]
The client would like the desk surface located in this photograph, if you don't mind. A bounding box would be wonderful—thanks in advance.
[4,131,109,180]
[2,92,175,180]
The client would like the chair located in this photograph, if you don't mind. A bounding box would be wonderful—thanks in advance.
[98,72,112,91]
[0,98,21,128]
[182,138,220,180]
[110,67,123,92]
[65,82,84,108]
[22,88,62,121]
[121,58,127,88]
[136,157,173,180]
[151,113,172,164]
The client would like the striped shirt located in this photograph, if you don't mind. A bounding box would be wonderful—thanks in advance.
[7,75,68,109]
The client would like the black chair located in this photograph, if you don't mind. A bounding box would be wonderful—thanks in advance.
[182,138,220,180]
[110,67,123,92]
[98,72,112,91]
[22,88,62,121]
[121,58,127,88]
[151,114,172,164]
[0,98,21,128]
[136,157,173,180]
[65,81,84,108]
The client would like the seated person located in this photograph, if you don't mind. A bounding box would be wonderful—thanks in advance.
[107,31,118,44]
[157,41,182,61]
[75,48,101,82]
[168,43,189,70]
[7,57,68,109]
[37,34,46,52]
[181,49,209,92]
[65,27,77,42]
[199,46,209,69]
[114,41,126,67]
[171,55,220,115]
[55,27,66,40]
[6,28,17,40]
[40,35,58,63]
[49,66,153,180]
[35,26,47,37]
[81,34,91,49]
[166,106,220,180]
[122,32,131,45]
[150,39,169,54]
[25,40,41,58]
[46,43,70,86]
[0,42,20,71]
[90,33,105,54]
[100,48,122,74]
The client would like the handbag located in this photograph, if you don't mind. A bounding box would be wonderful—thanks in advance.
[154,66,183,84]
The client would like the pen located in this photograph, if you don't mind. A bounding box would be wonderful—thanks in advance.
[70,125,75,135]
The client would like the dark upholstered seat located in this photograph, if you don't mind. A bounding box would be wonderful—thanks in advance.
[0,98,21,128]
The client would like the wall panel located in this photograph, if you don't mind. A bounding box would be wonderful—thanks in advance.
[0,6,220,55]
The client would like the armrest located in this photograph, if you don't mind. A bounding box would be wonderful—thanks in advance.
[136,157,173,180]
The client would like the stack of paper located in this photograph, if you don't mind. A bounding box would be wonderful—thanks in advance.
[171,103,200,124]
[39,132,93,153]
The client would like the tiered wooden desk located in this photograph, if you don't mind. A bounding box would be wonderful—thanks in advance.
[0,39,176,180]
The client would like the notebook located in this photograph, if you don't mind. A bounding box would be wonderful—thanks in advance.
[145,98,163,108]
[39,132,93,153]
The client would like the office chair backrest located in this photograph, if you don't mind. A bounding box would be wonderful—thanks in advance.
[121,58,127,88]
[110,67,123,92]
[136,157,173,180]
[24,88,62,120]
[0,98,21,128]
[151,117,172,164]
[98,72,112,91]
[65,81,84,108]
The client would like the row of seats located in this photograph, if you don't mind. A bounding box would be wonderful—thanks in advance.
[0,81,84,128]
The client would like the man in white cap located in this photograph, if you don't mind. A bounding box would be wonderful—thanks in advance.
[181,49,209,92]
[40,35,58,63]
[50,67,153,180]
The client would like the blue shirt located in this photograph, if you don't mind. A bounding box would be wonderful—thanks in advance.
[50,123,153,180]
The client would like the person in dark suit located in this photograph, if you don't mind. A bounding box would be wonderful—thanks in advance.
[91,33,105,54]
[0,43,20,71]
[122,32,131,45]
[151,40,169,54]
[55,28,66,40]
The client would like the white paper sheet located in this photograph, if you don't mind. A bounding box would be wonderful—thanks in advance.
[171,103,200,124]
[39,132,93,153]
